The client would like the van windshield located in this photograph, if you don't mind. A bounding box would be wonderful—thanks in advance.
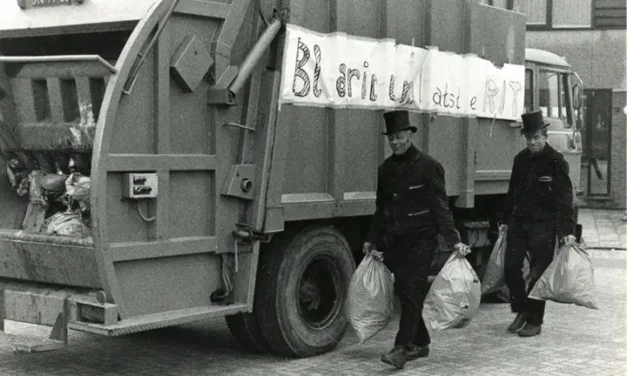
[538,69,571,127]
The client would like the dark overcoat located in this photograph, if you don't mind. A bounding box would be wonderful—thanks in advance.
[366,144,460,250]
[502,143,575,238]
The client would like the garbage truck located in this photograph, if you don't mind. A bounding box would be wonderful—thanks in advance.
[0,0,582,357]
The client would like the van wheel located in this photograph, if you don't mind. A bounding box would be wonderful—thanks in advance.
[256,226,356,358]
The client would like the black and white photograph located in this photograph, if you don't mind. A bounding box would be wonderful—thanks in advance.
[0,0,624,375]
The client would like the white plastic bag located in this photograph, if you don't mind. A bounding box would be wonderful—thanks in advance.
[347,255,394,343]
[481,229,507,294]
[528,243,598,309]
[64,172,91,214]
[423,253,481,332]
[43,212,91,238]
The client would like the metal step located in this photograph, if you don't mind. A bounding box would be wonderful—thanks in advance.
[9,334,66,353]
[69,304,248,336]
[6,311,69,353]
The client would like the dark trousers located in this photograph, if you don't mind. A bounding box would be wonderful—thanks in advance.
[383,229,438,348]
[504,219,556,326]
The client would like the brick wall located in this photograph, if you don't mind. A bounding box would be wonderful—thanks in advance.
[611,91,627,209]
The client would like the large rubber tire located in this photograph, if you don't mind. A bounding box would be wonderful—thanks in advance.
[255,226,356,358]
[226,243,272,353]
[225,312,269,352]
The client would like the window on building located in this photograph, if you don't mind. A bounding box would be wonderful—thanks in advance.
[553,0,592,27]
[526,0,626,29]
[593,0,627,28]
[480,0,519,11]
[526,0,548,25]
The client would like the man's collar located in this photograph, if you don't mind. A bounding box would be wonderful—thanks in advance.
[392,144,419,161]
[525,143,552,158]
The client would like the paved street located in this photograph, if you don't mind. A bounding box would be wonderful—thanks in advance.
[0,211,625,376]
[579,208,626,249]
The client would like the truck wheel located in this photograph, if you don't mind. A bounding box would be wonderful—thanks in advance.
[256,226,355,358]
[226,243,272,353]
[225,313,269,352]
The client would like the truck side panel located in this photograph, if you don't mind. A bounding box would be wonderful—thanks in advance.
[471,5,527,196]
[270,0,526,225]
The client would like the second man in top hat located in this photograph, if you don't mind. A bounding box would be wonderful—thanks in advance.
[363,110,470,369]
[500,110,576,337]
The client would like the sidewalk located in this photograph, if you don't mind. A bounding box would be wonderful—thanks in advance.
[579,208,627,249]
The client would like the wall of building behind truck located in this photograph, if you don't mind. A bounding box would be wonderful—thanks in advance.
[610,91,627,209]
[526,30,627,209]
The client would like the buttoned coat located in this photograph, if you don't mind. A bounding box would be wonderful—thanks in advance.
[502,143,575,238]
[366,144,460,250]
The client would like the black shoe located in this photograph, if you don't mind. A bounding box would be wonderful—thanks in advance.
[518,323,542,337]
[507,312,527,333]
[406,345,429,361]
[381,346,407,369]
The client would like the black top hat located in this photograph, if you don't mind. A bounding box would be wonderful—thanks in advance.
[521,110,550,134]
[382,111,417,135]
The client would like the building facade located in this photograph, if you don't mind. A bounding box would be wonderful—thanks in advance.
[484,0,627,209]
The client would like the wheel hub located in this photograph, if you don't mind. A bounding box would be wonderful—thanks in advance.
[297,255,342,329]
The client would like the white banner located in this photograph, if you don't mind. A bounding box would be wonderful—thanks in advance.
[280,24,525,121]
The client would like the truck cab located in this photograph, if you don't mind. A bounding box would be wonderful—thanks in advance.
[524,48,584,197]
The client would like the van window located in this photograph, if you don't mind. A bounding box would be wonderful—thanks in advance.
[538,69,568,121]
[524,69,533,113]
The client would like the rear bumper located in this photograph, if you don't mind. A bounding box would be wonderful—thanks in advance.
[0,230,100,288]
[0,280,118,328]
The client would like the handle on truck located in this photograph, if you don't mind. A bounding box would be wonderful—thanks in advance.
[0,55,116,73]
[123,0,181,94]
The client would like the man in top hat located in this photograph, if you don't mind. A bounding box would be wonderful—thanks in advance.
[500,110,576,337]
[363,110,470,369]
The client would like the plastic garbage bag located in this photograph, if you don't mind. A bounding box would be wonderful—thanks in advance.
[43,212,91,238]
[64,172,91,214]
[6,155,28,189]
[528,243,598,309]
[481,229,507,295]
[347,254,394,343]
[20,170,67,204]
[423,253,481,332]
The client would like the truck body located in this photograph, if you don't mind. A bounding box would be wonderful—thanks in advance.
[0,0,582,356]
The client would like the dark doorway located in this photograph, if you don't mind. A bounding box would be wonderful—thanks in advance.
[584,89,612,196]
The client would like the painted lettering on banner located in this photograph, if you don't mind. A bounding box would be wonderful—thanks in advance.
[280,24,524,121]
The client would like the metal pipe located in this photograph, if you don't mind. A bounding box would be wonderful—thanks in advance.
[0,55,116,73]
[123,0,180,94]
[223,122,256,132]
[229,17,282,97]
